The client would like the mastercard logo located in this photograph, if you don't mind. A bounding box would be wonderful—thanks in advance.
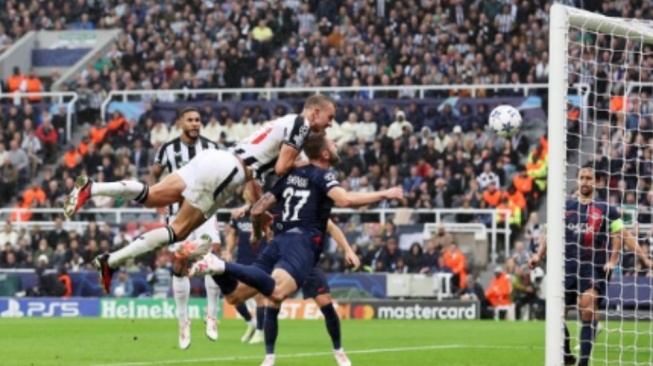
[351,305,375,320]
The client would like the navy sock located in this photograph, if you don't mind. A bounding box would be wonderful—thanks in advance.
[256,306,265,331]
[580,320,596,363]
[264,307,280,355]
[320,303,342,350]
[225,262,275,297]
[212,274,238,295]
[236,303,252,322]
[564,323,571,355]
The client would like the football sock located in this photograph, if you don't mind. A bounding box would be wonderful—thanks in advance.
[264,306,280,355]
[91,181,149,203]
[205,275,220,318]
[579,320,596,363]
[108,227,173,268]
[173,275,190,325]
[256,306,265,331]
[320,303,342,350]
[236,303,252,322]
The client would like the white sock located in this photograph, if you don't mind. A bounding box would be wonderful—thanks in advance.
[173,275,190,325]
[205,275,220,318]
[91,181,147,201]
[108,227,172,267]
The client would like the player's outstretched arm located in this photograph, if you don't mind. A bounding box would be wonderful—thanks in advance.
[327,219,360,269]
[618,229,653,269]
[250,192,278,242]
[327,186,404,208]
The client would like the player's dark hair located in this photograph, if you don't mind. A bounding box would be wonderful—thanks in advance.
[303,132,328,160]
[304,94,335,110]
[579,165,596,178]
[178,106,200,119]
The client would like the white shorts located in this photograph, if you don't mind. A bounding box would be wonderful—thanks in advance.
[175,150,245,218]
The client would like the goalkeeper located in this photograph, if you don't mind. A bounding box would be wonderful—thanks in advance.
[530,167,652,366]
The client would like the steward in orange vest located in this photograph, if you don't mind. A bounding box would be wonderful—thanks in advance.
[7,66,25,93]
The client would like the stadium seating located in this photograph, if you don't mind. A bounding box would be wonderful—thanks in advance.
[0,0,559,272]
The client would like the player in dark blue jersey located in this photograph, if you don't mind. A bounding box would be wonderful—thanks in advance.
[530,167,652,366]
[224,211,268,344]
[187,132,402,366]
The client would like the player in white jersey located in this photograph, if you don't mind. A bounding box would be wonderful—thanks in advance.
[63,95,336,297]
[149,107,222,349]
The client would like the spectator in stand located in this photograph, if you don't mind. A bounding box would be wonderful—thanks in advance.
[483,181,502,208]
[511,265,538,321]
[512,241,532,268]
[36,117,58,164]
[22,180,46,207]
[458,276,490,319]
[443,242,467,292]
[525,213,544,254]
[388,111,412,140]
[20,68,44,103]
[485,266,513,320]
[7,139,29,185]
[111,270,134,298]
[0,221,18,249]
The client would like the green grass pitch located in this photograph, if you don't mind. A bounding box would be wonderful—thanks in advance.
[1,319,651,366]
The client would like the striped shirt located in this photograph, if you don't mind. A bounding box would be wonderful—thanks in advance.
[154,136,219,214]
[231,114,310,183]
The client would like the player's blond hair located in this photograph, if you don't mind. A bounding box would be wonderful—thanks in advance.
[303,95,335,111]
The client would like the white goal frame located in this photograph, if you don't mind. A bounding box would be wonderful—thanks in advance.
[548,4,653,365]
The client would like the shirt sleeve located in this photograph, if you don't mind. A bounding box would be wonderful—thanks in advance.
[315,169,341,194]
[282,116,310,149]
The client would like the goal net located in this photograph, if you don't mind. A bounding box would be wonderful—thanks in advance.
[547,4,653,366]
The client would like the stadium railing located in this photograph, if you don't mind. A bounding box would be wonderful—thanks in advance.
[0,207,512,264]
[0,91,78,141]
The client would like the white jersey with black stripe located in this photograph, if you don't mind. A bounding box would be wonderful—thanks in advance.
[154,136,219,214]
[230,114,311,183]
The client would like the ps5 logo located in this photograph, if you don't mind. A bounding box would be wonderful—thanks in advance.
[0,299,80,318]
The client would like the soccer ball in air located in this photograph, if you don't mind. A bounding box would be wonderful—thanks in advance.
[488,105,522,138]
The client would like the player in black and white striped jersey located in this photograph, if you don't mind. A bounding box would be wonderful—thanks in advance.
[64,95,335,320]
[150,108,222,349]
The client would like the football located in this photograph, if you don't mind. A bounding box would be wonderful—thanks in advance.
[488,105,522,138]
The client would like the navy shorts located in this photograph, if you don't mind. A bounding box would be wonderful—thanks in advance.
[564,263,609,307]
[237,243,267,266]
[252,231,320,288]
[301,267,330,299]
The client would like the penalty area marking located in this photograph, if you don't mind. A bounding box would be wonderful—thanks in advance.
[82,344,544,366]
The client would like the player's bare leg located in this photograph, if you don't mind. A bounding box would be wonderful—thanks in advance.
[313,293,351,366]
[577,289,600,366]
[64,172,186,218]
[93,200,207,294]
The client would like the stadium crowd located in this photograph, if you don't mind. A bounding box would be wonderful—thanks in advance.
[1,0,652,283]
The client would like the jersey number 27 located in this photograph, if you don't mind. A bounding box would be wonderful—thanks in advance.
[282,188,310,221]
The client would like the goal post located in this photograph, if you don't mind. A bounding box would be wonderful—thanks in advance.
[548,4,653,366]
